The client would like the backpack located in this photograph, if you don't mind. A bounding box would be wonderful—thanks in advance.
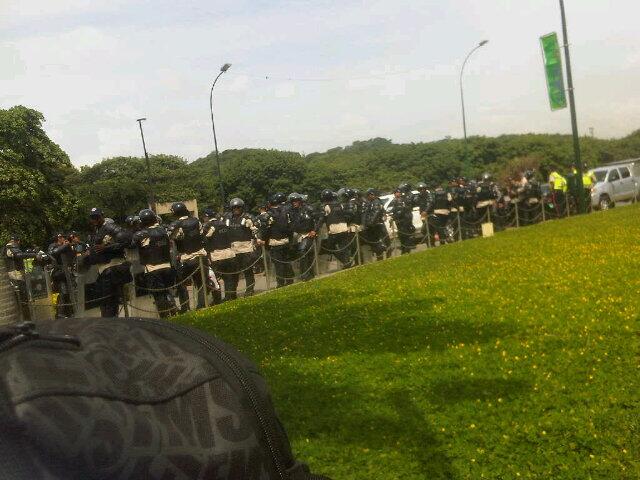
[0,318,331,480]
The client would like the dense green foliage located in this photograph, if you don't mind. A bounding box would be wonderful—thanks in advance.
[0,106,77,246]
[178,206,639,479]
[3,104,640,246]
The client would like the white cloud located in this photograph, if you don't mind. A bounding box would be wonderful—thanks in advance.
[3,0,640,165]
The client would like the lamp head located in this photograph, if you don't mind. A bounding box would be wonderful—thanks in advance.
[220,63,232,72]
[136,117,147,122]
[479,40,489,46]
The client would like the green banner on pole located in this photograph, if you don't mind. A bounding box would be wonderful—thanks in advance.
[540,32,567,111]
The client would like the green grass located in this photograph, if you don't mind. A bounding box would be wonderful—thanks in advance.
[179,206,640,479]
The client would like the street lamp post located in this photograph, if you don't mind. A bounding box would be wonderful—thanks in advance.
[210,63,231,211]
[460,40,489,143]
[136,117,155,209]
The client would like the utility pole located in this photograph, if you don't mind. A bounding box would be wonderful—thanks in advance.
[559,0,585,213]
[136,117,155,210]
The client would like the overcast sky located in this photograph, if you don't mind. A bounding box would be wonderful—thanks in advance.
[2,0,639,166]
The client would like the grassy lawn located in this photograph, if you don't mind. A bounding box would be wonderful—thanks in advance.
[178,205,640,479]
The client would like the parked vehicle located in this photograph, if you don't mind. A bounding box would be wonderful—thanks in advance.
[590,160,640,210]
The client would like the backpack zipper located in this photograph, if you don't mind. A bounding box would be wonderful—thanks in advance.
[134,318,286,479]
[0,322,81,354]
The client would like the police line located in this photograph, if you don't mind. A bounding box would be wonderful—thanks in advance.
[10,198,593,321]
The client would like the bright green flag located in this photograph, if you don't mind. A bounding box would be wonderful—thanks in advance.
[540,32,567,110]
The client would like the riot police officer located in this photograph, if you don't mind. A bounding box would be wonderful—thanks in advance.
[432,185,453,243]
[342,188,363,264]
[225,198,257,296]
[362,188,390,261]
[320,189,353,268]
[3,235,36,320]
[83,208,132,317]
[289,193,319,281]
[476,173,499,223]
[388,184,415,254]
[131,209,178,318]
[522,170,542,225]
[257,193,294,287]
[413,182,432,242]
[47,233,77,318]
[169,202,207,312]
[202,209,237,302]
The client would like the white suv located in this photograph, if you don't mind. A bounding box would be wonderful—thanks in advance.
[590,163,639,210]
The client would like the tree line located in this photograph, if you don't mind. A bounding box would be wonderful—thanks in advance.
[2,105,639,246]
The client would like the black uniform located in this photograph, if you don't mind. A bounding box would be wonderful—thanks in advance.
[521,180,542,225]
[4,241,36,320]
[322,200,354,268]
[458,184,476,238]
[388,194,415,254]
[362,198,390,260]
[203,215,238,301]
[432,188,453,242]
[476,180,498,222]
[225,212,257,295]
[83,220,132,317]
[170,216,206,312]
[259,204,294,287]
[47,240,77,318]
[344,197,364,264]
[289,204,319,280]
[131,224,177,318]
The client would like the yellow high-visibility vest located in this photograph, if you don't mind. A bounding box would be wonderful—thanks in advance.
[582,173,593,188]
[549,171,567,192]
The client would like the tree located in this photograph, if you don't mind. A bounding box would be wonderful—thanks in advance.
[0,106,77,246]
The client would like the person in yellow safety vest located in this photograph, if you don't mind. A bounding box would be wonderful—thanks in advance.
[548,170,568,192]
[582,167,596,210]
[548,170,568,215]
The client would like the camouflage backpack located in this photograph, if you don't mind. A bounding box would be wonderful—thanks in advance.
[0,318,331,480]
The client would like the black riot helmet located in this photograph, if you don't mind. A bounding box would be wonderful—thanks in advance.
[524,170,535,180]
[203,207,216,219]
[482,172,492,182]
[398,183,412,194]
[344,188,356,200]
[416,182,428,191]
[270,192,287,205]
[320,189,336,202]
[365,188,377,198]
[170,202,189,216]
[125,215,140,228]
[138,209,157,227]
[289,192,304,203]
[88,207,104,220]
[229,198,245,210]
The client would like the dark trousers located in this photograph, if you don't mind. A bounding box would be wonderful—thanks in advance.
[176,257,205,312]
[327,233,353,268]
[51,271,73,318]
[396,222,415,254]
[95,264,132,318]
[235,252,256,295]
[270,245,294,287]
[212,258,239,301]
[435,214,450,242]
[552,191,566,216]
[144,267,177,318]
[297,237,315,281]
[363,224,389,260]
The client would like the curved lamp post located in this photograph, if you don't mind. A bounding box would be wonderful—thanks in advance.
[210,63,231,210]
[460,40,488,143]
